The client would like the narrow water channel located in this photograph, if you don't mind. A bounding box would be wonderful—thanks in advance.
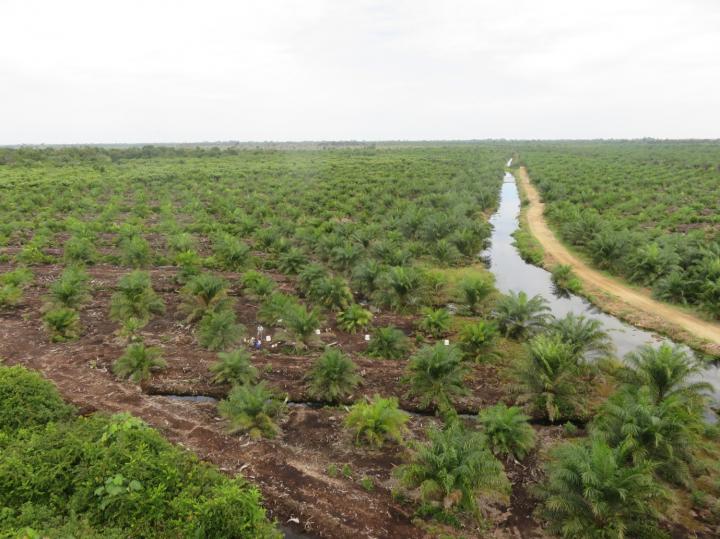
[484,170,720,405]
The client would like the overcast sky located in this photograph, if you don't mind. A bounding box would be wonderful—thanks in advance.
[2,0,719,144]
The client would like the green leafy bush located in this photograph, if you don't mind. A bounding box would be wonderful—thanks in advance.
[0,365,74,434]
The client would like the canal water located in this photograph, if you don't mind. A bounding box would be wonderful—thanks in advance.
[484,169,720,403]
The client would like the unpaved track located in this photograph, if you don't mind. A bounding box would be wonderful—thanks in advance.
[517,166,720,350]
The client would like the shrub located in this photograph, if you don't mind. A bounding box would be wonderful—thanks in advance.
[404,344,468,411]
[337,303,373,333]
[344,395,408,448]
[374,266,426,312]
[312,276,353,311]
[550,264,582,294]
[0,283,23,308]
[396,423,509,518]
[43,307,81,342]
[416,307,452,338]
[218,382,286,439]
[366,326,411,360]
[458,320,499,362]
[180,272,232,323]
[477,403,536,460]
[0,267,34,288]
[535,439,668,539]
[47,266,91,309]
[174,249,202,284]
[458,275,494,314]
[493,290,551,339]
[307,348,362,402]
[209,349,258,386]
[112,342,166,383]
[515,334,589,422]
[109,271,165,327]
[0,365,74,434]
[198,309,246,351]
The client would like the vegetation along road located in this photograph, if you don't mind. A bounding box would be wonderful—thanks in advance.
[517,166,720,352]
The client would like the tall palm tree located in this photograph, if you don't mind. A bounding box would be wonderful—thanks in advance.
[620,343,711,405]
[493,291,551,339]
[403,343,468,412]
[535,439,668,539]
[546,313,614,361]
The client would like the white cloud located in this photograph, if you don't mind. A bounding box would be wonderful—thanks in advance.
[1,0,718,143]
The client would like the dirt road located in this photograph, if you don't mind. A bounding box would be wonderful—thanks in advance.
[516,166,720,352]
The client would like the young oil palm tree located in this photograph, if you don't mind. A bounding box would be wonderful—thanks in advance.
[344,395,408,448]
[180,272,232,323]
[209,349,259,386]
[403,343,469,412]
[112,342,166,383]
[218,382,286,439]
[336,303,373,333]
[515,334,588,422]
[374,266,425,312]
[280,303,322,351]
[43,307,81,342]
[478,403,536,460]
[458,275,494,315]
[591,386,703,485]
[546,313,614,361]
[306,348,362,403]
[535,439,668,539]
[619,343,711,406]
[493,291,551,339]
[416,307,452,338]
[458,320,499,362]
[396,423,509,519]
[47,266,91,309]
[365,326,411,360]
[109,270,165,327]
[198,309,246,351]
